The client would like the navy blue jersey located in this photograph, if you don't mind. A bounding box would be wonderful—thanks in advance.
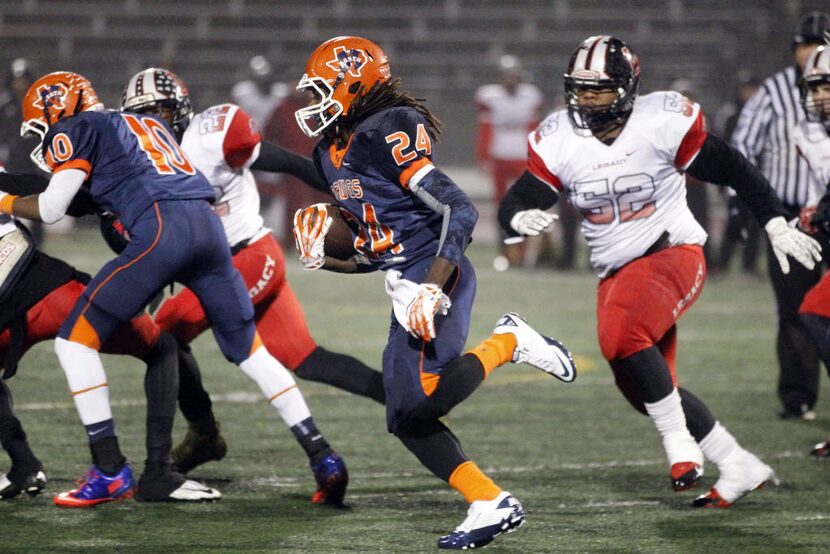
[313,107,477,271]
[43,111,214,228]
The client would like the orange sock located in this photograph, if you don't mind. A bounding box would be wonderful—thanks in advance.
[448,461,502,503]
[466,333,517,378]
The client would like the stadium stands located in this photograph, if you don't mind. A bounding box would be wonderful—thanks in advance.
[0,0,822,162]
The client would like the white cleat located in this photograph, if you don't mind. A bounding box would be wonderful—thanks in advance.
[168,479,222,502]
[693,450,778,508]
[438,491,525,549]
[493,313,576,382]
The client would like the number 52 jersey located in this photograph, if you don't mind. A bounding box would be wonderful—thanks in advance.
[528,91,708,277]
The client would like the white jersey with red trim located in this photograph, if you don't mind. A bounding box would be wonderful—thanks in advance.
[180,103,265,247]
[528,91,708,277]
[792,120,830,205]
[476,83,543,160]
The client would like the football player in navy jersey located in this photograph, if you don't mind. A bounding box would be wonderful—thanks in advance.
[0,71,345,507]
[293,36,577,550]
[0,169,199,502]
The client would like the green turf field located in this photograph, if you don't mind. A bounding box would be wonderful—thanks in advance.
[0,228,828,553]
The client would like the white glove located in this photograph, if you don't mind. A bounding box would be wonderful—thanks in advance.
[764,216,823,274]
[384,271,451,342]
[292,204,333,270]
[510,209,558,236]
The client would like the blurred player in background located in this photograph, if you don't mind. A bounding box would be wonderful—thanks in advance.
[293,36,576,549]
[732,11,830,420]
[230,55,288,129]
[475,55,543,269]
[0,169,215,502]
[792,43,830,458]
[121,68,386,504]
[499,35,822,508]
[0,58,43,245]
[713,70,762,275]
[0,71,343,507]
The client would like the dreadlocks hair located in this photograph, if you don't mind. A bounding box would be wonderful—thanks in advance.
[329,78,444,147]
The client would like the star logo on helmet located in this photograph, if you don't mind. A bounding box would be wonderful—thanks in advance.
[32,83,68,111]
[326,46,368,78]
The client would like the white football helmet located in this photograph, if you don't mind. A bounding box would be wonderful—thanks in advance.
[800,45,830,130]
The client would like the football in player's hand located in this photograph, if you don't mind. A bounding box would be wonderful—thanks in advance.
[324,205,358,261]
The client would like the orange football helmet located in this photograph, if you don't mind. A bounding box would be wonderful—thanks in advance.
[20,71,103,171]
[295,36,391,137]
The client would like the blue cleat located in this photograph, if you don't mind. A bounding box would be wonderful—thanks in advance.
[310,452,348,506]
[438,491,525,550]
[54,463,135,508]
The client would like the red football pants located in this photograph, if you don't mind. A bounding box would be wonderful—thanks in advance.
[491,159,526,203]
[800,271,830,318]
[597,245,706,386]
[0,279,161,365]
[155,233,316,370]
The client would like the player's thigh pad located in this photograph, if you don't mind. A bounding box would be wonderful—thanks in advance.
[58,206,183,347]
[597,245,705,361]
[383,256,476,433]
[181,217,257,364]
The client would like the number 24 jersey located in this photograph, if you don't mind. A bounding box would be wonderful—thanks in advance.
[528,91,708,277]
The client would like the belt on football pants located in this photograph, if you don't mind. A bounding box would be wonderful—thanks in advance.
[230,237,252,256]
[606,231,672,279]
[642,231,671,258]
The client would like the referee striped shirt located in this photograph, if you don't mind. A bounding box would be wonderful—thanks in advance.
[731,66,810,209]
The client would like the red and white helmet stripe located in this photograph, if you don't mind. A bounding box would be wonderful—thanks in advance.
[570,35,613,81]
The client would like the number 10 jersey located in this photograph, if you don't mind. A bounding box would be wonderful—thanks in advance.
[527,91,708,277]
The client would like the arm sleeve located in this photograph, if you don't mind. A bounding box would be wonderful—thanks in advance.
[409,166,478,265]
[0,171,99,217]
[37,168,87,224]
[250,140,329,192]
[686,133,785,226]
[498,170,560,237]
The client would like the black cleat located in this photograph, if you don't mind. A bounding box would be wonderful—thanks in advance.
[0,469,47,499]
[171,421,227,474]
[671,462,703,492]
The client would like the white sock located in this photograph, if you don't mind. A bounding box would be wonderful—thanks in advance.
[239,346,311,428]
[644,388,702,466]
[699,422,742,465]
[54,337,113,425]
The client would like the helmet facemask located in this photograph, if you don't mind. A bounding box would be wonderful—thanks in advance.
[800,46,830,133]
[295,74,344,138]
[563,36,640,135]
[20,117,50,172]
[564,77,637,134]
[801,76,830,132]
